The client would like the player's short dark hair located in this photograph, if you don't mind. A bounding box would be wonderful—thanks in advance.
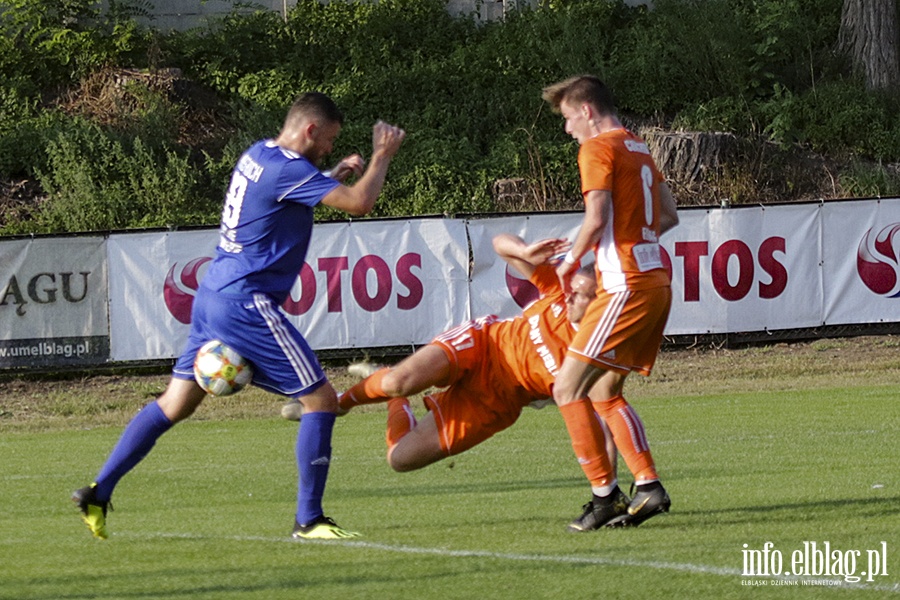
[542,75,616,116]
[285,92,344,127]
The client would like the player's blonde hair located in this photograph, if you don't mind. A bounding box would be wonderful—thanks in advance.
[542,75,616,116]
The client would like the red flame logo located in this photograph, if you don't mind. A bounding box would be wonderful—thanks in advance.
[164,257,212,324]
[857,224,900,297]
[504,264,540,309]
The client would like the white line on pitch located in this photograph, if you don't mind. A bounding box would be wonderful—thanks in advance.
[118,531,900,594]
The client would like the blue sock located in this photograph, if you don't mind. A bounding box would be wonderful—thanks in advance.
[295,411,336,525]
[93,401,173,501]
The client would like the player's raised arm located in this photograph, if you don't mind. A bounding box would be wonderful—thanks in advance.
[556,189,610,293]
[493,233,571,279]
[321,120,405,216]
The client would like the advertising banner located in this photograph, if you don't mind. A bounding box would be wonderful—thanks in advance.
[468,214,583,320]
[108,219,468,361]
[0,237,109,367]
[662,204,823,334]
[4,198,900,370]
[822,199,900,325]
[108,230,217,361]
[466,205,823,335]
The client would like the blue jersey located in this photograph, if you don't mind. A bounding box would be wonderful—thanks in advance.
[200,140,340,304]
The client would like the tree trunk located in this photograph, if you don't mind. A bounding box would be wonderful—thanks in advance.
[838,0,900,90]
[642,130,740,186]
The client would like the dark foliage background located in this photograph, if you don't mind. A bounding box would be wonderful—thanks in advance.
[1,0,898,234]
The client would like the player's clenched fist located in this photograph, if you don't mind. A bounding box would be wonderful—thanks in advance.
[372,120,405,157]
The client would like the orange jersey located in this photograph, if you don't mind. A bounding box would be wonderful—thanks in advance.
[488,265,575,399]
[427,265,577,455]
[578,129,670,293]
[432,264,575,405]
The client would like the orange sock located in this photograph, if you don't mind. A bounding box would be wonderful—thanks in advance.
[558,398,616,491]
[340,368,391,411]
[593,394,658,483]
[385,397,416,451]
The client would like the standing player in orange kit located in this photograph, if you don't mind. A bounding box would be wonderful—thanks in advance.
[542,74,680,532]
[331,234,608,473]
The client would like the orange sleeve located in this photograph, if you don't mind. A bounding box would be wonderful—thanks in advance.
[529,264,563,298]
[578,137,614,194]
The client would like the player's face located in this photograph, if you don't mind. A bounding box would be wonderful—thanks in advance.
[308,119,342,164]
[560,100,591,145]
[566,274,596,325]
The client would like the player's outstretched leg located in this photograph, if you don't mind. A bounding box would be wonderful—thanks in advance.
[71,399,175,539]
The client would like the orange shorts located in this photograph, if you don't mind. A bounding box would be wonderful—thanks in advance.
[567,285,671,376]
[429,318,534,456]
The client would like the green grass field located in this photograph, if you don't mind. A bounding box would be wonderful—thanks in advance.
[2,380,898,599]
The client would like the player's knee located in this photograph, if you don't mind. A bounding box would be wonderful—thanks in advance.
[381,370,412,398]
[552,383,579,406]
[387,457,412,472]
[386,449,415,472]
[157,379,206,422]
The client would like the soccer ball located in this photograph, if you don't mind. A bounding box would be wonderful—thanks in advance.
[193,340,253,396]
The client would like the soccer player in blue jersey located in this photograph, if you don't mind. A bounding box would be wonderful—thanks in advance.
[72,92,405,540]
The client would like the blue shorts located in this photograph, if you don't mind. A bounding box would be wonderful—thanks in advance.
[173,289,326,398]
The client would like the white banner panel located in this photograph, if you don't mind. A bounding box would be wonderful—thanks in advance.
[287,219,469,349]
[108,220,469,361]
[0,236,109,367]
[822,198,900,325]
[109,230,217,361]
[663,204,823,334]
[467,206,823,335]
[468,214,583,320]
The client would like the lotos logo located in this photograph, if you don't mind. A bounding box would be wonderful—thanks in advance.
[505,264,540,309]
[857,224,900,297]
[164,257,211,324]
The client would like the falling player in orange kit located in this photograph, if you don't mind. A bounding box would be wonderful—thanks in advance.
[330,234,611,473]
[542,74,680,532]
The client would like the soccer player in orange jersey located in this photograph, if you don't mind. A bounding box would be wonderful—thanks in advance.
[542,75,680,531]
[326,234,607,474]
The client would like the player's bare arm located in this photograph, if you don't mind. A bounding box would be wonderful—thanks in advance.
[658,182,679,235]
[557,189,609,292]
[493,234,570,279]
[321,121,405,216]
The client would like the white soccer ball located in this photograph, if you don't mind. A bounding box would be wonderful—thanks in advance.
[193,339,253,396]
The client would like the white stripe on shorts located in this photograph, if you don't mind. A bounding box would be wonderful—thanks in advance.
[582,290,630,359]
[253,294,318,388]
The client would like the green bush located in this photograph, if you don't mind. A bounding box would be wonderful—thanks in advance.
[0,117,214,234]
[1,0,899,234]
[760,79,900,160]
[0,0,152,89]
[839,160,900,198]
